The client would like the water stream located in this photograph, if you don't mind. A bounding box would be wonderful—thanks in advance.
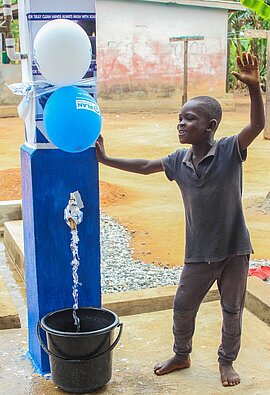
[64,191,84,332]
[70,229,81,332]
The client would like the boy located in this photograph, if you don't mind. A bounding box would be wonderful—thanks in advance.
[96,52,265,387]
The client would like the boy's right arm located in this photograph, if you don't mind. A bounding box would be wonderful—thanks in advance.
[95,135,164,175]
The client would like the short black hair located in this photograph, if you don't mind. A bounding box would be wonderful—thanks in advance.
[190,96,222,125]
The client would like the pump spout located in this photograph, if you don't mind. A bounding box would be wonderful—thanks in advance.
[68,217,77,231]
[64,193,83,230]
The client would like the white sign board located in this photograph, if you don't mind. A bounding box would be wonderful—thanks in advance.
[18,0,97,146]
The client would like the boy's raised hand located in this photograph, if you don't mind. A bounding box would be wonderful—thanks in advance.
[236,52,265,151]
[231,52,260,87]
[95,135,107,163]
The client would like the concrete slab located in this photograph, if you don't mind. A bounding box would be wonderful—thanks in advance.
[4,220,25,280]
[0,302,270,394]
[103,283,219,316]
[246,277,270,326]
[0,200,21,236]
[3,219,270,321]
[0,272,20,329]
[1,220,269,392]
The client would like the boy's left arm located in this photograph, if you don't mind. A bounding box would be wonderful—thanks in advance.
[232,52,265,151]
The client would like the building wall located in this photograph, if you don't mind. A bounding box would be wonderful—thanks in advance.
[0,0,229,105]
[96,0,228,101]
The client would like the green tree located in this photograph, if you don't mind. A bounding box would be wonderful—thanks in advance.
[240,0,270,20]
[228,9,270,90]
[0,1,17,6]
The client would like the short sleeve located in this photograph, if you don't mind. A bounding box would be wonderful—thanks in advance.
[219,135,247,162]
[161,150,181,181]
[236,136,247,162]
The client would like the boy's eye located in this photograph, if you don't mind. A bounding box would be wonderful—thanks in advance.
[179,114,195,122]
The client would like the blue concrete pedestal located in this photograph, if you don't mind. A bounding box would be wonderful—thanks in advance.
[21,145,101,373]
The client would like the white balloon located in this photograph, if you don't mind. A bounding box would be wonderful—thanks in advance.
[33,19,92,85]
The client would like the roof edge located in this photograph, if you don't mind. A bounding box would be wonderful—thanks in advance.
[132,0,245,11]
[0,0,246,18]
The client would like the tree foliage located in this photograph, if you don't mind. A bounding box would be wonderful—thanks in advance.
[0,0,17,6]
[240,0,270,20]
[228,9,270,90]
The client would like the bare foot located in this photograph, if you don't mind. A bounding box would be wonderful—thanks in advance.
[219,364,240,387]
[154,355,191,376]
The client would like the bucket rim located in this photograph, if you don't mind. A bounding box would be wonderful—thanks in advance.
[40,307,119,337]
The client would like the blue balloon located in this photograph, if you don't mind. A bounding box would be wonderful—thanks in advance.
[43,86,102,153]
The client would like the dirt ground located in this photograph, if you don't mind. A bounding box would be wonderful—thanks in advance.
[0,97,270,266]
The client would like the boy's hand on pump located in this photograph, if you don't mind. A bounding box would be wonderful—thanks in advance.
[231,52,260,88]
[95,135,107,163]
[95,133,163,174]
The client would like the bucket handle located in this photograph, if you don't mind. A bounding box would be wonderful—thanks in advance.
[37,321,123,363]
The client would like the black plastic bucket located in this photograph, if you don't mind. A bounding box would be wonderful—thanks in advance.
[37,307,123,393]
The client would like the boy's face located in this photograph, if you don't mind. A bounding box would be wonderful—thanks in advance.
[177,100,212,145]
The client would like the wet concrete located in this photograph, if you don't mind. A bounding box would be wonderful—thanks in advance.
[0,229,270,393]
[0,302,270,394]
[0,271,20,329]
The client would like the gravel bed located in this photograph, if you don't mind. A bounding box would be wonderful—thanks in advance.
[100,213,270,293]
[100,213,182,293]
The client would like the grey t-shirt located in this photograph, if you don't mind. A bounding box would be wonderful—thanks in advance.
[162,135,253,263]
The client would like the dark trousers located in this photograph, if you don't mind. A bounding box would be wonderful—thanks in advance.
[173,255,249,365]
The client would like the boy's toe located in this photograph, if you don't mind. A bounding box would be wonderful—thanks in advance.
[221,379,229,387]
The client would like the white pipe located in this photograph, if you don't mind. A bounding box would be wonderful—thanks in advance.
[3,0,12,17]
[5,37,23,61]
[3,1,28,60]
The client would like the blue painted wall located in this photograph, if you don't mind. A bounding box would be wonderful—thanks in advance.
[21,145,101,373]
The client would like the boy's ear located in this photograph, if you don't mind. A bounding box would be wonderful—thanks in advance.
[207,119,218,132]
